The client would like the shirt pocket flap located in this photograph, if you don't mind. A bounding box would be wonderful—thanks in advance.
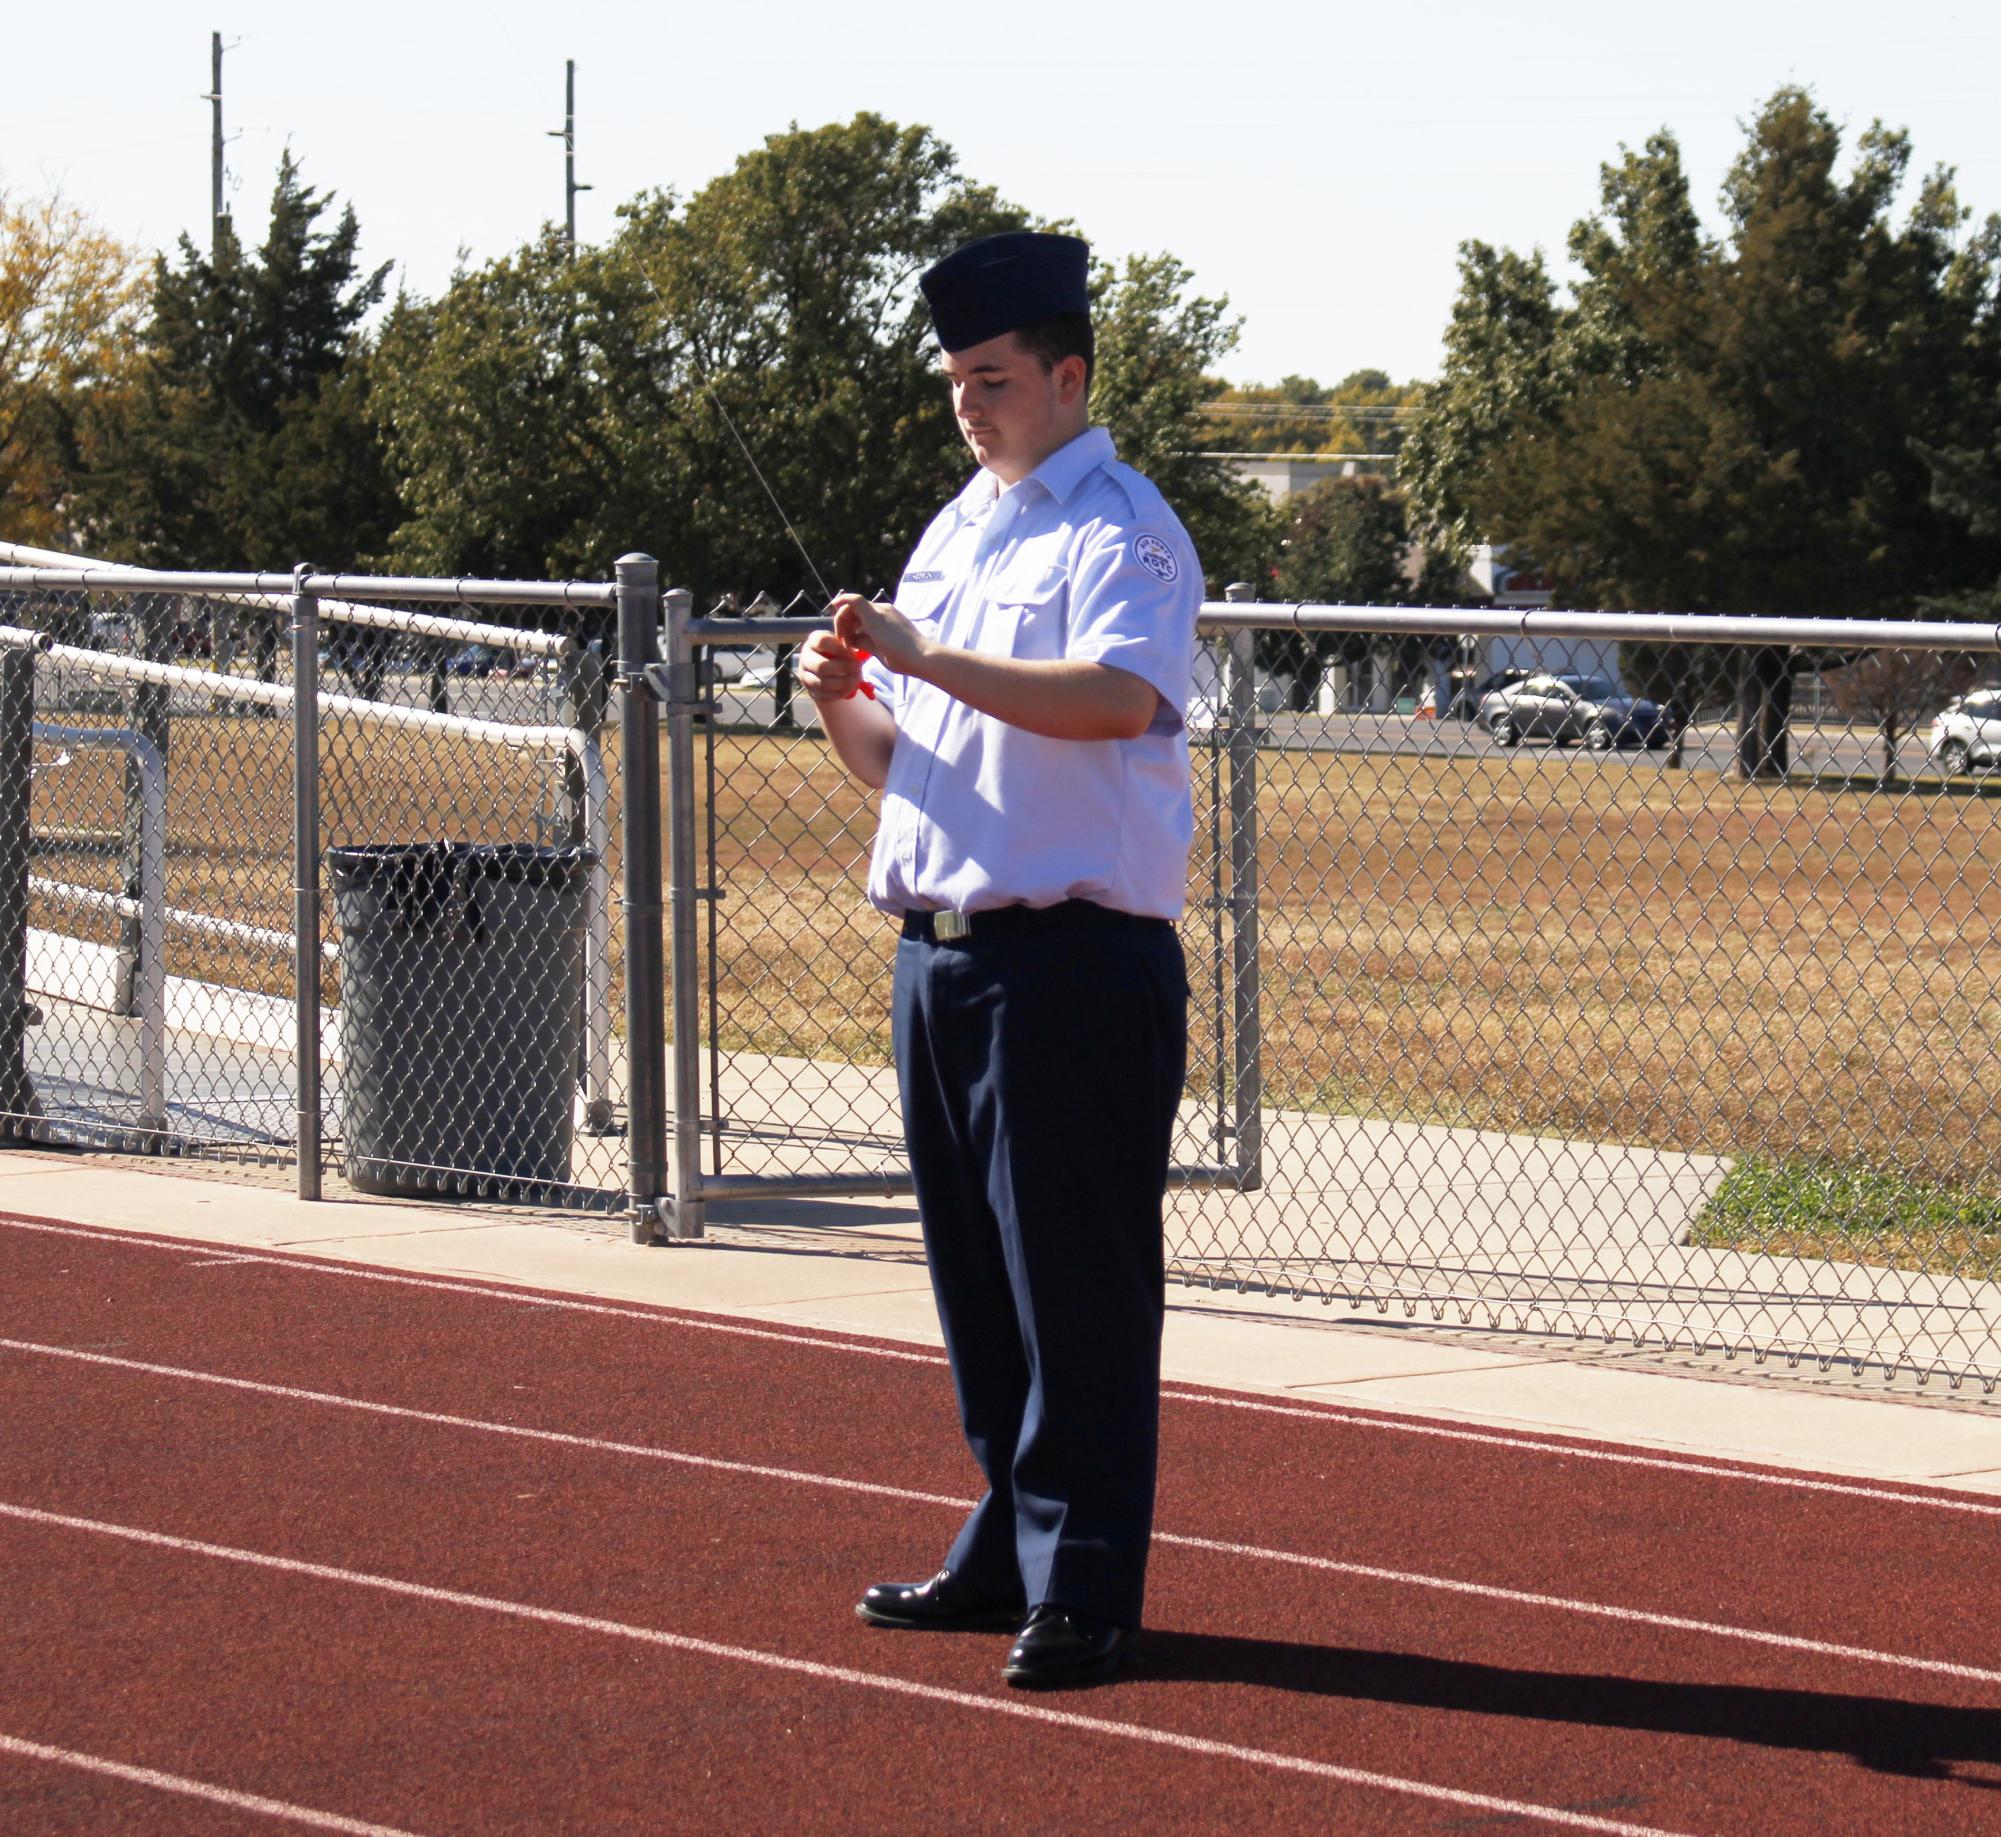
[991,566,1068,613]
[985,567,1069,658]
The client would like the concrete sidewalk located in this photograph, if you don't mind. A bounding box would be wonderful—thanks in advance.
[6,1144,2001,1499]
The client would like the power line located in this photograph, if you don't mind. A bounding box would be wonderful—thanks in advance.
[1200,401,1419,420]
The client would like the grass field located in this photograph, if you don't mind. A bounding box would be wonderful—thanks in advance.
[29,710,2001,1273]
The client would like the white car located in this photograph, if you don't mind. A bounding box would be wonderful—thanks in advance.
[1929,689,2001,774]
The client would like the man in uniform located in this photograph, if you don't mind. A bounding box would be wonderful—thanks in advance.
[798,230,1200,1690]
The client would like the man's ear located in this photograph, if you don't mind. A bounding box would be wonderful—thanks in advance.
[1054,354,1089,408]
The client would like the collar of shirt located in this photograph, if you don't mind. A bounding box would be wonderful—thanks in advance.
[951,425,1116,523]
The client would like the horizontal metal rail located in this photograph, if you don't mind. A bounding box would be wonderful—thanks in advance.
[678,605,2001,655]
[681,1160,1258,1207]
[8,634,572,747]
[26,875,335,961]
[1190,601,2001,653]
[0,555,615,611]
[0,544,580,658]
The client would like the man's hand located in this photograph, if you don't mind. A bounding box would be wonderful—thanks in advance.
[814,589,1160,745]
[797,626,871,706]
[830,592,929,680]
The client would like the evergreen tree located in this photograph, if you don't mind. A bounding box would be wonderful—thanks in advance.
[78,154,396,570]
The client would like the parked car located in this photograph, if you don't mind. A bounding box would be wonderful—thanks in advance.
[708,650,786,693]
[1928,688,2001,774]
[1455,666,1532,721]
[1479,672,1669,750]
[443,643,540,679]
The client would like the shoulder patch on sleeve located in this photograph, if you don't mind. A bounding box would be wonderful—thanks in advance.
[1133,533,1179,583]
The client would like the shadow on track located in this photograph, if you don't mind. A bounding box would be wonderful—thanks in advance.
[1140,1631,2001,1782]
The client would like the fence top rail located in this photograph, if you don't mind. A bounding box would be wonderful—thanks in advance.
[676,604,2001,656]
[0,558,616,613]
[1196,600,2001,654]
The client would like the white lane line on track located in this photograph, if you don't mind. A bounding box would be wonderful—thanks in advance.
[1161,1387,2001,1518]
[0,1500,1694,1837]
[0,1337,968,1511]
[0,1730,423,1836]
[9,1335,2000,1689]
[6,1214,1997,1516]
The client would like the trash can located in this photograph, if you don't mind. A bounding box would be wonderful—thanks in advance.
[328,842,595,1199]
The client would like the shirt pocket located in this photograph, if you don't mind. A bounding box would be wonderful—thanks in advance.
[896,575,954,625]
[980,568,1068,661]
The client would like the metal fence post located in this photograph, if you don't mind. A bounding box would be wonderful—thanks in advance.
[616,555,671,1241]
[114,595,172,1016]
[0,645,39,1138]
[659,584,705,1241]
[291,569,322,1201]
[1222,582,1264,1191]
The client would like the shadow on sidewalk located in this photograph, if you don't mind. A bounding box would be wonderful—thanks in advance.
[1138,1630,2001,1782]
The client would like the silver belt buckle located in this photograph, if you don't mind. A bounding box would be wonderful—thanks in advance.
[932,910,973,943]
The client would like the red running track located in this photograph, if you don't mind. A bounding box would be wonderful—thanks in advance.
[3,1212,2000,1835]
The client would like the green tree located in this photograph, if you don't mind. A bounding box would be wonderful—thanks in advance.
[1917,346,2001,617]
[0,190,141,545]
[651,115,1022,603]
[376,113,1262,628]
[1199,370,1419,460]
[372,226,635,579]
[1404,90,2001,779]
[78,154,396,572]
[1267,474,1429,709]
[1090,249,1269,590]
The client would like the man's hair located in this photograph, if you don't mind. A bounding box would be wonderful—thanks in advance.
[1011,313,1094,387]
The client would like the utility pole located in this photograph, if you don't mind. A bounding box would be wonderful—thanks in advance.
[204,31,227,260]
[546,59,592,254]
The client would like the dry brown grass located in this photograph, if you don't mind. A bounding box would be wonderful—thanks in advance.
[699,732,2001,1189]
[34,715,2001,1194]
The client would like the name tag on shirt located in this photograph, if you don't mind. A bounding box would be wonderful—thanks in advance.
[903,570,946,584]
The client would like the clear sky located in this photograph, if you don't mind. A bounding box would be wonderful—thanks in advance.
[8,1,2000,387]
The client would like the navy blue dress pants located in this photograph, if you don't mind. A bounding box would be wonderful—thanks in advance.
[892,907,1188,1629]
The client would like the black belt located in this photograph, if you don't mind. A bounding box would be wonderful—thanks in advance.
[900,899,1170,944]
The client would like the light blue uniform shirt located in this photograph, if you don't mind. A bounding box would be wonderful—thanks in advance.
[863,426,1201,921]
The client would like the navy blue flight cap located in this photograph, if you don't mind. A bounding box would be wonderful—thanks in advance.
[919,232,1091,354]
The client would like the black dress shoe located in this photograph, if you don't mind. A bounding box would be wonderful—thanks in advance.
[1002,1604,1137,1688]
[856,1569,1026,1631]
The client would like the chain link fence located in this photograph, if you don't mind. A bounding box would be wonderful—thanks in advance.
[0,549,652,1214]
[660,590,2001,1390]
[8,549,2001,1389]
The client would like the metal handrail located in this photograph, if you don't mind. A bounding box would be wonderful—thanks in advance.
[0,544,584,656]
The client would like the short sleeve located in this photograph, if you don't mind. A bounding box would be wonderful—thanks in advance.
[1065,521,1203,723]
[862,651,897,713]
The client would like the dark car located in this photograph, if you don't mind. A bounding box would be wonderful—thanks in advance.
[443,643,530,679]
[1478,672,1668,750]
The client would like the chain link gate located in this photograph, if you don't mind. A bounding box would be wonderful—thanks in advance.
[646,591,1263,1235]
[0,545,664,1220]
[653,585,2001,1390]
